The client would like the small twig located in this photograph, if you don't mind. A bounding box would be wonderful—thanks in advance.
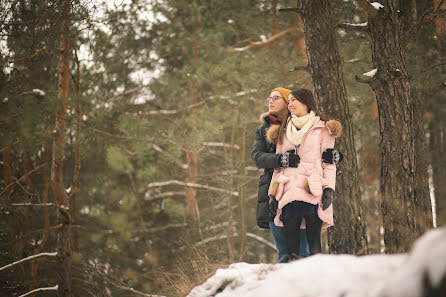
[421,62,446,73]
[278,7,300,13]
[0,162,48,197]
[289,65,310,72]
[146,223,186,233]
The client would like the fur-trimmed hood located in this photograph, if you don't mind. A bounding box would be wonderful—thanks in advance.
[259,112,269,123]
[266,119,342,144]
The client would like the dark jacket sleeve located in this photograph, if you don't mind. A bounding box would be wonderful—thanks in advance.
[251,127,281,169]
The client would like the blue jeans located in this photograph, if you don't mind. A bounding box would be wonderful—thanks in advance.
[269,221,310,262]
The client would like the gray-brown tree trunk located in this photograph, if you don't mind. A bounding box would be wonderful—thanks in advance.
[52,0,72,295]
[296,0,368,254]
[360,0,432,253]
[431,0,446,227]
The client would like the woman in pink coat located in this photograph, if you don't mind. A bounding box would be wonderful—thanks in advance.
[267,88,342,259]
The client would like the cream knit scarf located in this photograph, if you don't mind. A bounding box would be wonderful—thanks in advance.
[286,111,320,146]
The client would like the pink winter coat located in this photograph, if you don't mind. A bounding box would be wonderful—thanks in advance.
[267,119,342,229]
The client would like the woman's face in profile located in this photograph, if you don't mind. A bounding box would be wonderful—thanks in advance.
[288,95,309,117]
[267,91,287,114]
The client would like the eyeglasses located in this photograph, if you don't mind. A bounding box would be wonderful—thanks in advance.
[266,95,283,102]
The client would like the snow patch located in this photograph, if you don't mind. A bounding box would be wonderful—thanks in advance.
[344,22,368,27]
[371,2,384,10]
[32,89,45,96]
[187,228,446,297]
[363,68,377,77]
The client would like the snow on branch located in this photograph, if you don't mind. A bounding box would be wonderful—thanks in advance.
[371,2,384,10]
[145,191,187,201]
[0,252,57,273]
[18,285,58,297]
[355,68,377,84]
[202,142,240,150]
[146,180,239,196]
[337,22,369,33]
[229,28,301,52]
[246,232,276,250]
[195,234,235,246]
[136,101,206,116]
[11,203,58,207]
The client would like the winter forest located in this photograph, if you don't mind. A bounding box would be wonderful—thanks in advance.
[0,0,445,296]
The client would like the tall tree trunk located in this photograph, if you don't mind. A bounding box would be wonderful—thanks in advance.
[358,0,432,253]
[432,0,446,227]
[31,144,51,286]
[2,146,26,286]
[52,0,72,295]
[296,0,368,254]
[184,147,200,243]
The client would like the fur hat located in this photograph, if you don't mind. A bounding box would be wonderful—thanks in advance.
[272,87,291,104]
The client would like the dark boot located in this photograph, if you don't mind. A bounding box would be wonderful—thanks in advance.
[305,213,323,255]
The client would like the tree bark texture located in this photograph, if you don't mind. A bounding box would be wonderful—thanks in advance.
[432,0,446,226]
[52,0,72,295]
[296,0,368,254]
[366,0,432,252]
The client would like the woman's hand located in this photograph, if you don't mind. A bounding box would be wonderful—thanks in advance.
[322,148,343,164]
[278,149,300,167]
[322,187,334,210]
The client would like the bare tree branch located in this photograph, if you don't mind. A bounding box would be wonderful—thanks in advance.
[229,28,302,52]
[0,162,48,197]
[147,223,186,233]
[357,0,379,17]
[146,180,239,196]
[355,68,377,84]
[278,7,301,13]
[289,65,310,72]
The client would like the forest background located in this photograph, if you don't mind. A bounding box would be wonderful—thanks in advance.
[0,0,445,297]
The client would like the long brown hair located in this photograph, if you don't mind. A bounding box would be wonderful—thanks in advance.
[276,88,325,145]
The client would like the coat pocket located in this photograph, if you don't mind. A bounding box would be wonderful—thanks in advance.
[306,171,323,197]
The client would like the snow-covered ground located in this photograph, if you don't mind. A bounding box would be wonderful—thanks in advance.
[187,227,446,297]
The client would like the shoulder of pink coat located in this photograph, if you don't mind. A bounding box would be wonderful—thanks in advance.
[325,120,342,138]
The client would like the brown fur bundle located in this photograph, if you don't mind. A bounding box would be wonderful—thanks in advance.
[269,180,280,196]
[266,124,280,144]
[326,120,342,138]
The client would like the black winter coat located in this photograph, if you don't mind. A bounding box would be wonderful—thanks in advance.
[251,113,281,229]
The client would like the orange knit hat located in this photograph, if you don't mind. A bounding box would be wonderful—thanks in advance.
[272,87,291,104]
